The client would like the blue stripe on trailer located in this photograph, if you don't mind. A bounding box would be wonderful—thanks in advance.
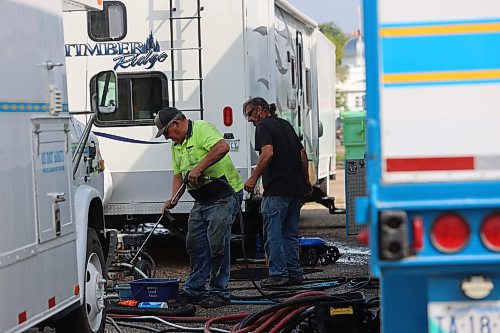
[382,33,500,75]
[93,131,167,145]
[0,102,69,112]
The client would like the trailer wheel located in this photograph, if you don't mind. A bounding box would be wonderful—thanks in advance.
[301,248,319,266]
[133,259,152,279]
[56,229,106,333]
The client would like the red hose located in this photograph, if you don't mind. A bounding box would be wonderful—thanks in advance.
[269,305,308,333]
[204,313,248,333]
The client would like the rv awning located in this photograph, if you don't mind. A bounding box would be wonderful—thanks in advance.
[276,0,318,29]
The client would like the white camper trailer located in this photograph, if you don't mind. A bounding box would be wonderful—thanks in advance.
[0,1,118,332]
[63,0,337,226]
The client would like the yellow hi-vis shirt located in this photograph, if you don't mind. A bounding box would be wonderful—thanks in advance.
[172,120,243,193]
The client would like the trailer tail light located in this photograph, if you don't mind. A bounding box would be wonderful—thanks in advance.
[431,213,470,253]
[357,227,369,246]
[223,106,233,126]
[481,213,500,252]
[48,296,56,309]
[412,216,424,252]
[18,311,27,324]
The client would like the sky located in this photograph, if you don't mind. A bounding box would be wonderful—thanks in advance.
[286,0,362,35]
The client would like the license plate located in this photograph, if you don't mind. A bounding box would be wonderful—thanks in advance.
[428,301,500,333]
[225,139,240,152]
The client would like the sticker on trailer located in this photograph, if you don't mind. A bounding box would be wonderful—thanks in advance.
[377,0,500,184]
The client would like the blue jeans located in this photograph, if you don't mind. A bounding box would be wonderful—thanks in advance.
[184,191,242,299]
[261,195,304,279]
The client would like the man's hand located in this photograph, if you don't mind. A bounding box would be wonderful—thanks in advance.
[244,177,257,193]
[163,199,177,214]
[188,167,202,186]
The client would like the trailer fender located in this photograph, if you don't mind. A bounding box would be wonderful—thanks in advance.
[74,184,104,302]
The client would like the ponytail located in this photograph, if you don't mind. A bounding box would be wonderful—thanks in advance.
[242,97,277,116]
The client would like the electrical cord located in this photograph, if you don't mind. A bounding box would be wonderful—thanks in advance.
[106,318,161,332]
[111,315,229,332]
[228,277,349,300]
[107,313,213,323]
[106,316,124,333]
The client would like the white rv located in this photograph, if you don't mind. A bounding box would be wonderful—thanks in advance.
[63,0,337,226]
[0,1,118,332]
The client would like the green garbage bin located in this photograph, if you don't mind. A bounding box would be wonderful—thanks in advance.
[340,111,366,159]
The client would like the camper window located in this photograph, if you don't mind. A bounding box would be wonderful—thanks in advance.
[88,1,126,41]
[305,68,311,107]
[92,72,168,126]
[296,32,304,90]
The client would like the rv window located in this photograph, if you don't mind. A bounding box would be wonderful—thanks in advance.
[88,1,126,41]
[296,32,304,90]
[93,72,168,126]
[305,68,311,107]
[291,57,296,88]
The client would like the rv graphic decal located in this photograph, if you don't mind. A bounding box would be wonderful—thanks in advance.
[65,32,168,70]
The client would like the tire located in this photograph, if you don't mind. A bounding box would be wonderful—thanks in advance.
[301,248,319,266]
[133,259,152,279]
[56,229,106,333]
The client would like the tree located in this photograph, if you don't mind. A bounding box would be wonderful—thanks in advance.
[319,23,348,68]
[320,23,349,110]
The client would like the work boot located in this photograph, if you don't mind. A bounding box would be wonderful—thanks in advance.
[199,294,230,308]
[288,275,303,285]
[177,289,205,304]
[260,276,289,288]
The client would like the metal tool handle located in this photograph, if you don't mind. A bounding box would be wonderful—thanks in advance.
[170,172,191,206]
[129,213,174,265]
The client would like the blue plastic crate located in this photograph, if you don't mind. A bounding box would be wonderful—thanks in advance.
[129,278,179,302]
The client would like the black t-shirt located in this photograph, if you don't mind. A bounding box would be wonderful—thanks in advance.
[255,116,307,196]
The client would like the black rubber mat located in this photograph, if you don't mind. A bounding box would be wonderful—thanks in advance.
[230,268,322,281]
[106,302,196,317]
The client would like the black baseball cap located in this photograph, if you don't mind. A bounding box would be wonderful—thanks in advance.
[154,107,181,138]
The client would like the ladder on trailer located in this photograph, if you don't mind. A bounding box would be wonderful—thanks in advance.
[168,0,204,119]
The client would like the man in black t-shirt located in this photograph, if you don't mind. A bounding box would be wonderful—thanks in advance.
[243,97,312,287]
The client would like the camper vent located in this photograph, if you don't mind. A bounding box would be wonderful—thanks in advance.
[49,85,63,115]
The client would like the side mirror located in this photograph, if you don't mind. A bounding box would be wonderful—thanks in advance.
[318,120,324,138]
[95,71,117,114]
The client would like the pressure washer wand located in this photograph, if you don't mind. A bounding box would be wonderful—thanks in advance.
[129,174,191,265]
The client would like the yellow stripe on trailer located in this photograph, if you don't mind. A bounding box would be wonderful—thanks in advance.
[383,69,500,84]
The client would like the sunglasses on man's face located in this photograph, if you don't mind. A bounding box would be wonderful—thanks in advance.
[245,106,259,118]
[163,121,176,138]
